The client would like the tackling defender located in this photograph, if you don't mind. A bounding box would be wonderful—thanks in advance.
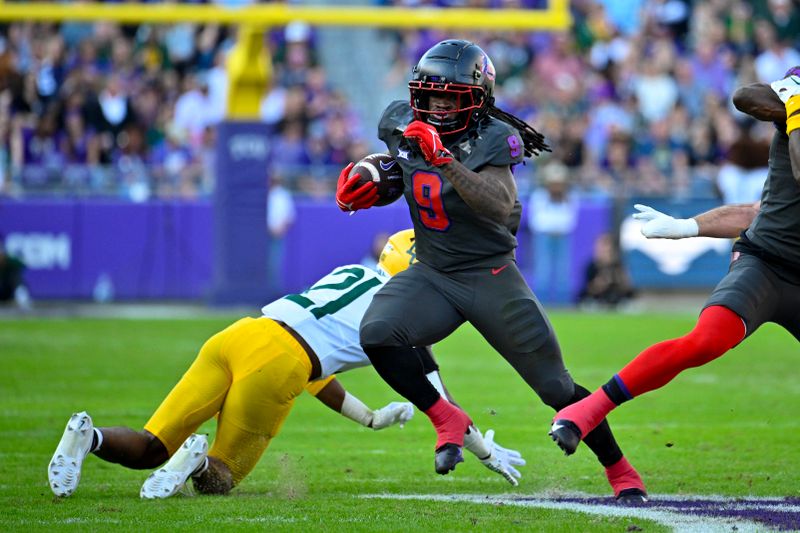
[48,229,525,499]
[336,39,647,503]
[550,71,800,467]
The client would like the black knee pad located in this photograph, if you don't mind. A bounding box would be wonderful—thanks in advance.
[537,377,576,410]
[501,298,553,354]
[359,319,398,348]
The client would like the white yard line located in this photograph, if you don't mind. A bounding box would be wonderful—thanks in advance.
[364,493,797,533]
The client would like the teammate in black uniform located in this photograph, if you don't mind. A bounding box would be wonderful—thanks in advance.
[550,70,800,469]
[335,39,647,502]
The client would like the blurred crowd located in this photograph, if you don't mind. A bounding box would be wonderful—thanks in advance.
[383,0,799,201]
[0,17,370,199]
[1,0,799,202]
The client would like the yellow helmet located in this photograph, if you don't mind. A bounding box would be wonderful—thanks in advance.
[377,229,417,277]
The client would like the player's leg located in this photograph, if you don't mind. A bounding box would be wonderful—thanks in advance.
[140,320,236,458]
[361,265,464,407]
[94,428,169,469]
[772,275,800,341]
[467,264,645,501]
[197,317,313,493]
[551,254,774,454]
[360,264,471,473]
[48,322,234,497]
[465,265,573,408]
[140,433,209,499]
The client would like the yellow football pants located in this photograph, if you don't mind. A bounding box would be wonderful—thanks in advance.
[144,317,313,485]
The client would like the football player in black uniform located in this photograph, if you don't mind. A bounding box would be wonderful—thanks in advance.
[550,70,800,473]
[335,39,647,503]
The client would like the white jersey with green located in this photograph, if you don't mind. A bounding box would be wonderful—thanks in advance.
[261,264,387,380]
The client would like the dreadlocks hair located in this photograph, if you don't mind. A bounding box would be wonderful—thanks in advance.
[487,104,551,158]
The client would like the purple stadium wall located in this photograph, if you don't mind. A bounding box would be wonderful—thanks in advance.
[0,198,611,303]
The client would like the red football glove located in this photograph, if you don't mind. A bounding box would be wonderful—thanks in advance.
[402,120,454,167]
[335,162,379,212]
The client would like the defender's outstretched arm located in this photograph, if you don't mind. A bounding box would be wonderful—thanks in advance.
[312,377,414,430]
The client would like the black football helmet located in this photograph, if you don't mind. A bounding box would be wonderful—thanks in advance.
[409,39,496,135]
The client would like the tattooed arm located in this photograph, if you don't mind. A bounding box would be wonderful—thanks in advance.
[441,161,516,223]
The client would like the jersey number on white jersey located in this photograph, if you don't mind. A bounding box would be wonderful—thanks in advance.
[283,267,382,320]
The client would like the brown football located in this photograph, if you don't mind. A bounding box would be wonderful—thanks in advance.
[349,153,405,207]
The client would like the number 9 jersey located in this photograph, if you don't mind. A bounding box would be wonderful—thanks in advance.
[379,100,525,271]
[261,265,387,380]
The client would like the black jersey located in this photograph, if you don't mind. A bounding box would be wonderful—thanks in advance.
[735,130,800,282]
[378,101,525,271]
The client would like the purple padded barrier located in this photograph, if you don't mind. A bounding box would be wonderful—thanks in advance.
[0,199,212,299]
[0,198,611,302]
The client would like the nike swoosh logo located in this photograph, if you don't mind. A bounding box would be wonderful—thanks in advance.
[379,160,397,171]
[491,265,508,275]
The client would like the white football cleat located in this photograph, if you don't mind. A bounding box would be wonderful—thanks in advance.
[140,434,208,499]
[48,411,95,497]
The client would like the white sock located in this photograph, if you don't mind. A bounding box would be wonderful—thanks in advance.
[191,457,209,478]
[91,428,104,453]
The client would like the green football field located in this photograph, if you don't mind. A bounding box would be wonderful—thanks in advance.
[1,312,797,531]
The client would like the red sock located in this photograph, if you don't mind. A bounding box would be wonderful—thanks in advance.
[424,397,472,450]
[605,456,646,497]
[618,306,745,397]
[554,388,617,438]
[554,306,746,438]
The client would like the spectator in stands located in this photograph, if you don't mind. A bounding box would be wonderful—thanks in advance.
[60,110,96,165]
[84,74,137,163]
[579,232,635,310]
[532,32,583,97]
[629,156,669,198]
[10,108,62,188]
[756,0,800,47]
[197,125,217,197]
[631,58,678,124]
[598,131,636,198]
[753,20,800,83]
[275,21,315,87]
[0,100,11,194]
[149,122,199,198]
[116,124,151,202]
[528,161,579,304]
[173,72,219,148]
[716,119,771,205]
[269,119,309,187]
[266,174,296,297]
